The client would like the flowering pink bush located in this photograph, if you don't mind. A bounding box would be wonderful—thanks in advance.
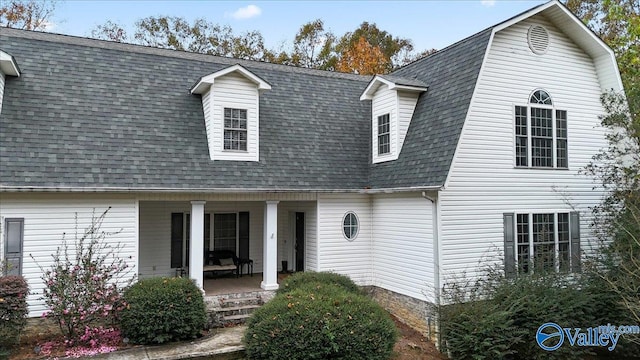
[33,208,134,340]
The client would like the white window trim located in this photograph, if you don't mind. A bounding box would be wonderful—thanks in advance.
[342,211,359,241]
[223,107,248,152]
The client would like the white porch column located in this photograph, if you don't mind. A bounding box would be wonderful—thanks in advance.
[262,201,279,290]
[189,200,206,289]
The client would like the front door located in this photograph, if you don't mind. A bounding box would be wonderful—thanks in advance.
[295,212,305,272]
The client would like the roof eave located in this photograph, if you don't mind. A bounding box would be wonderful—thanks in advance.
[0,50,21,76]
[359,75,427,101]
[0,185,443,194]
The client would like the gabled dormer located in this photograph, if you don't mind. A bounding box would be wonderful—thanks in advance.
[191,64,271,162]
[360,75,427,164]
[0,50,21,116]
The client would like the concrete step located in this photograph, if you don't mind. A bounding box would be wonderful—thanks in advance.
[223,314,252,322]
[220,304,262,312]
[220,296,262,304]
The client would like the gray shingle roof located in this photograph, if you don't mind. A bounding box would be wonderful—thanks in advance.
[0,28,371,191]
[0,25,492,192]
[368,29,492,188]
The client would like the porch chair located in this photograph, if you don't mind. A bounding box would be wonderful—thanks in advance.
[203,250,240,278]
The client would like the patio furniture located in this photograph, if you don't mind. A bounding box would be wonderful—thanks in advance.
[204,250,240,278]
[239,258,254,277]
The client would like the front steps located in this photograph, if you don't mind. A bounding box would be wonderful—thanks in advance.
[206,291,275,328]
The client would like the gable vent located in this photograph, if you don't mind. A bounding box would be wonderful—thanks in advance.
[527,25,549,55]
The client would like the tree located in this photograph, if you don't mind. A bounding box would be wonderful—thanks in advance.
[336,22,414,72]
[91,16,269,61]
[133,16,232,55]
[0,0,56,31]
[585,91,640,326]
[90,20,128,43]
[292,19,337,70]
[336,36,389,75]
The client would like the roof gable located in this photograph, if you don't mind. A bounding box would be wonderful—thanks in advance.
[191,64,272,94]
[492,0,622,92]
[360,75,427,100]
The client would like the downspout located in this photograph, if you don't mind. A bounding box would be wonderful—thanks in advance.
[422,191,441,346]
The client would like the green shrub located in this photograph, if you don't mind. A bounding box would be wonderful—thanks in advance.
[245,282,397,360]
[0,275,29,356]
[120,277,206,344]
[440,270,617,360]
[277,271,361,295]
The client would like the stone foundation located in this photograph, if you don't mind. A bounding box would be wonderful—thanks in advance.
[364,286,438,342]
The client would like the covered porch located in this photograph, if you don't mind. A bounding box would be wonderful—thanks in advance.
[136,196,317,292]
[203,272,292,296]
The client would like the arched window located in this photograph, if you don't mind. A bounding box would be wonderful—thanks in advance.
[530,89,552,105]
[514,90,567,168]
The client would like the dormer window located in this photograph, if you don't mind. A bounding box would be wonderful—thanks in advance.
[224,108,248,151]
[377,114,390,155]
[360,75,427,164]
[191,64,271,162]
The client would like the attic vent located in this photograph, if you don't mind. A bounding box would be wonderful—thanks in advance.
[527,25,549,55]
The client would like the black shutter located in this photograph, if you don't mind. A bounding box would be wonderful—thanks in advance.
[170,213,183,268]
[570,212,581,273]
[185,214,191,267]
[204,214,211,263]
[503,213,516,277]
[239,212,250,259]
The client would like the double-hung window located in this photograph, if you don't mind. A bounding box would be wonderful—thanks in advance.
[377,114,390,155]
[224,108,248,151]
[3,218,24,275]
[504,212,580,276]
[515,90,567,168]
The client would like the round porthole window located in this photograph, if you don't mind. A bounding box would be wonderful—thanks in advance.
[528,25,550,55]
[342,212,359,241]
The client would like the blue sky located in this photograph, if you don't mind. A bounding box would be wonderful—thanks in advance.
[49,1,547,52]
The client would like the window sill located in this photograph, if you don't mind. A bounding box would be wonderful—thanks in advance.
[222,149,249,153]
[514,166,570,170]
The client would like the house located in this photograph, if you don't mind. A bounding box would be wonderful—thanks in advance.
[0,0,623,334]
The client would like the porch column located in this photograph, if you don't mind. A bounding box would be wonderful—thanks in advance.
[189,200,206,289]
[262,201,279,290]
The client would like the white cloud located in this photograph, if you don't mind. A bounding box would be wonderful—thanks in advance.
[227,5,262,20]
[481,0,496,7]
[39,19,57,31]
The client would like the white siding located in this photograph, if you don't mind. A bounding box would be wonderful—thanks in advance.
[207,72,259,161]
[276,201,317,272]
[440,15,607,282]
[0,195,138,317]
[138,201,265,277]
[371,85,397,163]
[316,194,372,285]
[202,90,213,158]
[0,72,5,116]
[372,193,435,302]
[397,91,420,151]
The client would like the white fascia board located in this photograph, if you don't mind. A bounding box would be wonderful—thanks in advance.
[360,75,426,100]
[190,64,271,94]
[0,50,20,76]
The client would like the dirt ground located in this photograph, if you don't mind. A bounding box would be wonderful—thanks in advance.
[391,315,448,360]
